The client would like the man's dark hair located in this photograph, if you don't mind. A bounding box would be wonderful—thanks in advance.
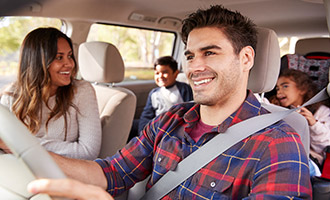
[154,56,178,72]
[181,5,257,55]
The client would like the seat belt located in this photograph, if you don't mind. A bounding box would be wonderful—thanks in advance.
[141,87,329,200]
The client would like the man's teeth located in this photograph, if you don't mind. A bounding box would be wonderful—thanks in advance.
[60,71,70,74]
[194,78,212,86]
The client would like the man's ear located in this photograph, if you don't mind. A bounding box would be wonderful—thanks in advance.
[174,69,180,77]
[240,46,255,72]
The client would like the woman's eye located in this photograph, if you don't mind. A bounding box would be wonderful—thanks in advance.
[56,56,62,60]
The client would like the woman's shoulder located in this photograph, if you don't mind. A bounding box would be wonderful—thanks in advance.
[0,83,16,107]
[1,82,16,92]
[72,79,96,100]
[1,83,16,98]
[73,79,94,91]
[73,79,92,87]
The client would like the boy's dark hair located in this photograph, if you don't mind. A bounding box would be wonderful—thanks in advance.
[154,56,178,72]
[181,5,257,55]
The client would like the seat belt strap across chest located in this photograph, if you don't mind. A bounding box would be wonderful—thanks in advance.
[141,87,329,200]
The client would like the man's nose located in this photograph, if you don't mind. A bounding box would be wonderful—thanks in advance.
[187,56,206,72]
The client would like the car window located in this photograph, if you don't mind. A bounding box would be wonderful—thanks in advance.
[0,16,63,89]
[278,36,302,57]
[278,36,329,56]
[87,23,176,82]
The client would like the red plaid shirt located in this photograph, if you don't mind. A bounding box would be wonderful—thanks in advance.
[96,90,312,199]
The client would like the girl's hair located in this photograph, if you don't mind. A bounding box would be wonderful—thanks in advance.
[10,27,78,139]
[278,69,321,113]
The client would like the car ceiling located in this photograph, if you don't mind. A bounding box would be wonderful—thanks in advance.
[0,0,329,37]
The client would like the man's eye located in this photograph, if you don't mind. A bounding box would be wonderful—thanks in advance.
[204,51,215,56]
[186,55,193,60]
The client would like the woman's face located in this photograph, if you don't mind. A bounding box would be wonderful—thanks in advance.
[276,76,305,107]
[48,37,75,95]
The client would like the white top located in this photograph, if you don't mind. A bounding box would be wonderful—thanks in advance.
[310,104,330,163]
[1,80,102,160]
[151,85,184,116]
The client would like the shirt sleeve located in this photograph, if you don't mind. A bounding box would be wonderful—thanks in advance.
[309,105,330,155]
[39,81,102,160]
[95,125,155,196]
[138,89,156,133]
[246,128,312,199]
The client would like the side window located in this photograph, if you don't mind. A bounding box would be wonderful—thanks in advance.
[87,23,176,82]
[278,37,301,57]
[0,16,63,89]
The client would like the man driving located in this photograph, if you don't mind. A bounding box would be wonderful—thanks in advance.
[27,5,312,199]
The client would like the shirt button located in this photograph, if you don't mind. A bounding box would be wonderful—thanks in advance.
[158,157,162,162]
[210,182,216,188]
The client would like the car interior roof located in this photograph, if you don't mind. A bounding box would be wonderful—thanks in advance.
[1,0,329,37]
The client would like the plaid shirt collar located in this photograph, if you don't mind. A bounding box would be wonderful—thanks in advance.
[183,90,262,133]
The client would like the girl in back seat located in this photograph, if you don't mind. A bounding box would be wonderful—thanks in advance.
[0,27,101,160]
[272,68,330,169]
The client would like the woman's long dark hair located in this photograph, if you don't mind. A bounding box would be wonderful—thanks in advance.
[10,27,78,139]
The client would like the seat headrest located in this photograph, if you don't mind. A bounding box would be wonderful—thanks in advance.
[78,41,125,83]
[295,37,330,55]
[248,27,281,93]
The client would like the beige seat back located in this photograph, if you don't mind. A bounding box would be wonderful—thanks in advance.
[79,41,137,158]
[249,27,309,155]
[294,37,330,55]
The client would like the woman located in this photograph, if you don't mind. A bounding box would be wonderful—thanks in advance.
[0,27,101,160]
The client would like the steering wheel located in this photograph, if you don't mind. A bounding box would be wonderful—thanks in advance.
[0,104,68,200]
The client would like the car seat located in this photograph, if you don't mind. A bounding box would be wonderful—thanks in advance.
[265,37,330,99]
[282,38,330,90]
[79,41,137,158]
[114,27,311,200]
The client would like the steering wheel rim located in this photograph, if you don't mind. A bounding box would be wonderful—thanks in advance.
[0,104,67,199]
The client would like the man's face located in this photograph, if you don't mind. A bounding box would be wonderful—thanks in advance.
[154,64,178,87]
[184,27,244,106]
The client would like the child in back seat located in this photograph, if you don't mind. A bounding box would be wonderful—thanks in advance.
[138,56,193,133]
[271,69,330,172]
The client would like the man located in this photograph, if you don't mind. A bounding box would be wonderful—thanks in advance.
[138,55,193,133]
[27,5,312,199]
